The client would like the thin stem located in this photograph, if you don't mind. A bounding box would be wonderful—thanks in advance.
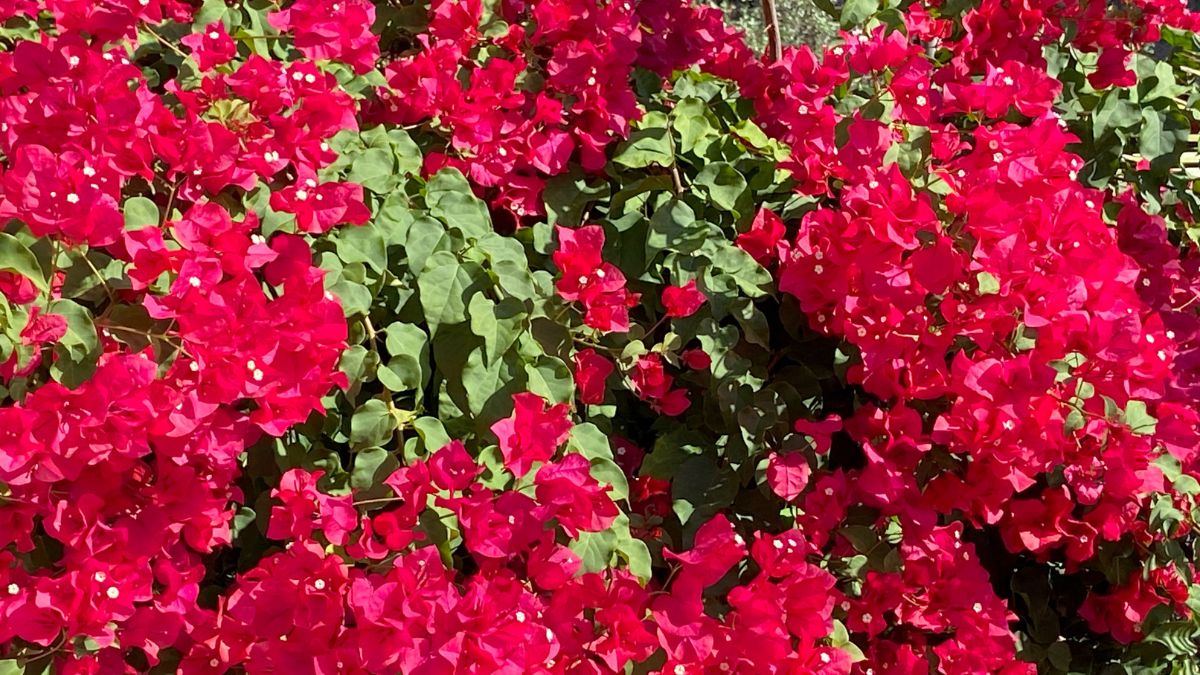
[142,25,189,61]
[74,248,117,306]
[760,0,782,63]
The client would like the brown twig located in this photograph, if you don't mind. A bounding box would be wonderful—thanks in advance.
[760,0,782,63]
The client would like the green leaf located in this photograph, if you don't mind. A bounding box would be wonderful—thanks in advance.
[350,399,398,449]
[647,198,709,255]
[613,127,674,169]
[976,271,1001,295]
[1140,108,1188,163]
[347,147,397,193]
[524,356,573,404]
[469,295,524,364]
[543,169,609,229]
[1124,399,1158,435]
[123,196,160,230]
[569,526,618,573]
[841,0,879,26]
[671,97,719,154]
[1147,621,1200,655]
[350,447,399,492]
[412,416,452,454]
[417,252,488,335]
[48,299,100,388]
[0,233,48,292]
[336,222,387,273]
[568,423,616,461]
[692,162,748,212]
[379,323,429,392]
[388,129,424,176]
[588,457,629,501]
[426,169,491,238]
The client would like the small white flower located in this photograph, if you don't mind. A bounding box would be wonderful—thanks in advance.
[106,587,120,599]
[972,602,983,612]
[313,579,326,590]
[305,178,318,188]
[1002,76,1014,86]
[252,369,264,382]
[189,362,200,372]
[992,152,1004,163]
[545,628,554,640]
[320,142,330,152]
[868,180,879,189]
[578,275,589,284]
[1146,335,1156,344]
[1158,350,1168,360]
[82,165,96,177]
[820,653,831,664]
[515,611,526,623]
[210,659,221,668]
[94,571,107,582]
[674,666,687,675]
[66,193,79,204]
[7,583,18,595]
[813,264,824,274]
[188,276,201,288]
[304,73,316,84]
[247,360,257,370]
[915,95,927,105]
[208,31,220,40]
[773,539,784,549]
[498,147,508,157]
[1167,330,1176,339]
[295,189,309,201]
[324,291,334,300]
[595,269,606,279]
[292,71,304,81]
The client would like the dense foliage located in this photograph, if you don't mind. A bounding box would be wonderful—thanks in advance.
[3,0,1200,673]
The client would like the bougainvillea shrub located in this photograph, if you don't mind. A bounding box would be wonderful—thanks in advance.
[4,0,1200,672]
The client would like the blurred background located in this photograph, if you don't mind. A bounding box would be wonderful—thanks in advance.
[704,0,838,51]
